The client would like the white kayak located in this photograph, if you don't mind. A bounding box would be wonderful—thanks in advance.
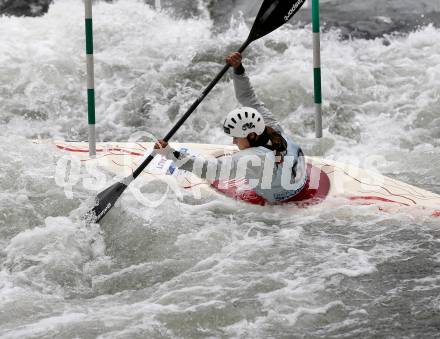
[54,141,440,217]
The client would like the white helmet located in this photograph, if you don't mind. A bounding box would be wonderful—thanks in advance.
[223,107,265,138]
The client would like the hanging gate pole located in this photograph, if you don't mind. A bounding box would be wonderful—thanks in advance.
[85,0,96,156]
[312,0,323,138]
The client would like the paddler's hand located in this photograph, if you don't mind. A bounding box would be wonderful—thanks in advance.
[154,139,181,160]
[225,52,242,69]
[154,139,168,150]
[153,139,171,156]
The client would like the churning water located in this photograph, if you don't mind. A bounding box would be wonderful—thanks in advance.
[0,0,439,337]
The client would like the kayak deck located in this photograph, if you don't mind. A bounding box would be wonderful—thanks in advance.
[53,141,440,216]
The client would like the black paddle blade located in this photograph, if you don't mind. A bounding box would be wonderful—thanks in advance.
[85,181,128,223]
[249,0,306,41]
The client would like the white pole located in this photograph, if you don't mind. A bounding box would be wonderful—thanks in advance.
[155,0,161,10]
[312,0,323,138]
[85,0,96,156]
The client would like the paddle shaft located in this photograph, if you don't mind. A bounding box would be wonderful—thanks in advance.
[132,40,251,179]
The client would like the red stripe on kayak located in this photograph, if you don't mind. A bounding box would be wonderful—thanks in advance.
[108,148,144,156]
[348,196,410,206]
[312,165,418,206]
[340,171,417,205]
[56,144,144,156]
[56,145,93,153]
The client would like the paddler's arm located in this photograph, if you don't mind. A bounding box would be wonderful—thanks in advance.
[153,140,234,180]
[226,52,283,133]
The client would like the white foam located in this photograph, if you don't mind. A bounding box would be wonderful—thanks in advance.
[1,0,440,336]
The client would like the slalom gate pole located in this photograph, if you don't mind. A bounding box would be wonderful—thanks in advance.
[85,0,97,156]
[312,0,323,138]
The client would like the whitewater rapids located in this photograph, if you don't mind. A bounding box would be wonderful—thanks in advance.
[0,0,439,337]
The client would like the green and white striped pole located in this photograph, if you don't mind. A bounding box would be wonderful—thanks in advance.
[85,0,96,156]
[312,0,323,138]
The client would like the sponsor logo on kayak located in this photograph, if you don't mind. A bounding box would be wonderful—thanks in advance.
[284,0,305,22]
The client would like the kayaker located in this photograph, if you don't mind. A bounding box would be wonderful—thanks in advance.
[154,52,307,203]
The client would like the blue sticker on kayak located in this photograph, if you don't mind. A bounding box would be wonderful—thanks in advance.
[178,147,189,155]
[167,162,176,175]
[165,147,199,176]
